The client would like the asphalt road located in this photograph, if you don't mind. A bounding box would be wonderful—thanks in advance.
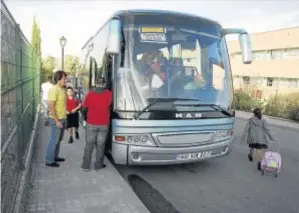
[113,118,299,213]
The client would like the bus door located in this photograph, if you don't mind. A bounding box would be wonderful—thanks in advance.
[102,53,116,155]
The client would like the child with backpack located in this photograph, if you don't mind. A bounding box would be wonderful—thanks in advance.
[241,108,277,171]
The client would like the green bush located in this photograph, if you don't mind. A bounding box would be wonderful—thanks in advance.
[233,90,264,111]
[264,93,299,121]
[289,108,299,121]
[233,91,299,121]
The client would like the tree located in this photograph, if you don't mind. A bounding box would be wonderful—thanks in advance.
[31,16,42,57]
[64,55,80,76]
[41,56,57,82]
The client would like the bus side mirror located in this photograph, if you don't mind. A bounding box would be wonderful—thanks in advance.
[239,33,252,64]
[107,19,121,54]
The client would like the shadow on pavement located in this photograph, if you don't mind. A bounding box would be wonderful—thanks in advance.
[128,174,181,213]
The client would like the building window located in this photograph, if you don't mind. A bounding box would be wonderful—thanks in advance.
[243,76,250,84]
[289,78,298,88]
[283,48,299,59]
[252,51,271,60]
[271,50,283,60]
[267,78,273,87]
[249,48,299,61]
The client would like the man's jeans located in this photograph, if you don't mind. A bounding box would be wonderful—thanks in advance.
[81,124,108,169]
[46,118,66,164]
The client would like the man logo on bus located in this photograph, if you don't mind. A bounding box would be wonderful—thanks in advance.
[175,112,202,119]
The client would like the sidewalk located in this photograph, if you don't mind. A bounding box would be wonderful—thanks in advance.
[26,119,150,213]
[235,110,299,130]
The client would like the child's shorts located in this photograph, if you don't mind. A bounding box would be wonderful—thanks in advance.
[66,112,79,128]
[249,143,268,149]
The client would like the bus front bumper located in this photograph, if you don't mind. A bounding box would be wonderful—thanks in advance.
[111,138,233,165]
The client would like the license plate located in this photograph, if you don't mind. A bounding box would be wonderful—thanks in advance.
[140,33,167,42]
[176,151,212,160]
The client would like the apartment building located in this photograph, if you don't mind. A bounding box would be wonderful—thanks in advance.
[227,27,299,99]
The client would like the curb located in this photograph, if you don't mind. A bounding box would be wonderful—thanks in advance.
[235,110,299,124]
[13,105,40,213]
[235,110,299,130]
[104,157,151,213]
[263,114,299,123]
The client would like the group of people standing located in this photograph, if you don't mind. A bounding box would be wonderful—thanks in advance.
[41,70,112,172]
[41,74,80,144]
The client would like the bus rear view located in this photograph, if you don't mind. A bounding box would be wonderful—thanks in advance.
[80,10,252,165]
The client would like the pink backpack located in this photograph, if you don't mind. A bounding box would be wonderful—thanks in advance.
[261,151,282,177]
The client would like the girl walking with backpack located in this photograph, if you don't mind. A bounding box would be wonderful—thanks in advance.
[241,108,276,170]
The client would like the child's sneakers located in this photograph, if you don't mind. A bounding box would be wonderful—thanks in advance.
[248,153,253,162]
[68,136,74,144]
[257,162,262,170]
[75,131,80,140]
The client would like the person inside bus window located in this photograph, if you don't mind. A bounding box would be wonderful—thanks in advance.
[194,71,206,88]
[151,50,167,82]
[138,52,160,93]
[139,51,166,82]
[138,52,153,85]
[151,52,169,97]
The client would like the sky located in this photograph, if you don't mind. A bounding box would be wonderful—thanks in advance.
[4,0,299,59]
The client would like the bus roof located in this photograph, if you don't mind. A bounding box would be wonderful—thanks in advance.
[113,9,221,27]
[81,9,222,50]
[81,36,94,50]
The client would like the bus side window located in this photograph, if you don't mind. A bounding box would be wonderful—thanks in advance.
[102,53,113,90]
[89,57,98,88]
[120,30,125,67]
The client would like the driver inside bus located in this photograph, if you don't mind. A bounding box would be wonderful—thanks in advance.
[138,51,167,91]
[147,50,168,97]
[138,52,153,85]
[151,50,167,82]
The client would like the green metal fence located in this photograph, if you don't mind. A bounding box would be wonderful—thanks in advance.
[1,1,41,212]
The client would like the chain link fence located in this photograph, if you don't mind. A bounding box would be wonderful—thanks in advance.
[1,1,41,212]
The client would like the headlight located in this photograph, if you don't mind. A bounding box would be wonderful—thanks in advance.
[113,134,156,146]
[213,130,233,141]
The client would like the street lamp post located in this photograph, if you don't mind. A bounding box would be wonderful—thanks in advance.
[60,36,67,70]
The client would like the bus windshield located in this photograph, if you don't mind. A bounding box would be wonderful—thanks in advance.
[116,13,233,112]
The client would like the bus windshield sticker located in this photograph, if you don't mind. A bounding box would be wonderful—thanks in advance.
[139,27,168,44]
[140,27,165,33]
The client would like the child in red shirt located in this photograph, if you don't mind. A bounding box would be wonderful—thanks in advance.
[66,87,81,143]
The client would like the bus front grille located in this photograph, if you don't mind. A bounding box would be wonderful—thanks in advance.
[154,132,215,147]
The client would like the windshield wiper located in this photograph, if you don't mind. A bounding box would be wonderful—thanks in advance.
[133,98,199,120]
[190,103,234,117]
[173,102,234,117]
[209,105,234,117]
